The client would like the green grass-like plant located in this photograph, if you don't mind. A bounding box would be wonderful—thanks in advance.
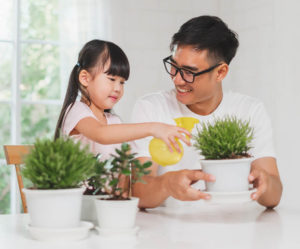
[22,137,96,189]
[86,143,152,200]
[193,116,254,160]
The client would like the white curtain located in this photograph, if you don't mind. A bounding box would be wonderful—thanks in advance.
[58,0,111,97]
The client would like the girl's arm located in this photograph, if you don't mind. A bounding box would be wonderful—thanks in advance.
[73,117,191,151]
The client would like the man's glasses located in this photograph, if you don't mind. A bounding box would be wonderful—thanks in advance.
[163,56,221,83]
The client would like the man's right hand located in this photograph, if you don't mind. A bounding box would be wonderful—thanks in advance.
[164,169,215,201]
[133,157,216,208]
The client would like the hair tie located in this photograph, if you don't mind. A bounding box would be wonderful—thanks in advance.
[76,62,81,67]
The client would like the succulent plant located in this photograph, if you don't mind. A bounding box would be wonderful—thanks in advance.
[86,143,152,200]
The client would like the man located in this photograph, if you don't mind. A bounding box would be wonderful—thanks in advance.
[131,15,282,209]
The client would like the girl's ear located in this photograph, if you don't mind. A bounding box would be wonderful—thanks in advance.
[79,70,91,87]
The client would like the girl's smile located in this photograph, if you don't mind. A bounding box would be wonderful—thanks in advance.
[108,95,119,102]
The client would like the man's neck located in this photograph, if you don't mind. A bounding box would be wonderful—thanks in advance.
[187,91,223,116]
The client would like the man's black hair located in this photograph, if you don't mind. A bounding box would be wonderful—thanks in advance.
[171,15,239,65]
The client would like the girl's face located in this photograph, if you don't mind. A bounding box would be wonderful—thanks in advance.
[80,63,125,111]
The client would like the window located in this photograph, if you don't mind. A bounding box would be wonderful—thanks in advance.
[0,0,106,214]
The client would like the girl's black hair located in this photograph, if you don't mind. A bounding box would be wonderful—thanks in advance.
[54,39,130,140]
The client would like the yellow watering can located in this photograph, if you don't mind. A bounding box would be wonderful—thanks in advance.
[148,117,199,166]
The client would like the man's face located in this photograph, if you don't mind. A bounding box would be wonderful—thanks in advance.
[170,45,224,108]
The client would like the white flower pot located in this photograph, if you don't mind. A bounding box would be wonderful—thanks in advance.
[22,188,84,228]
[81,194,106,225]
[94,197,139,229]
[200,158,253,192]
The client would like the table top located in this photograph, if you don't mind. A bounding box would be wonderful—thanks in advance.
[1,202,300,249]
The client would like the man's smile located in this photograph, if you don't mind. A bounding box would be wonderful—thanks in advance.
[176,86,192,93]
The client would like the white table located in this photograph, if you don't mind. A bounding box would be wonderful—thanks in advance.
[1,202,300,249]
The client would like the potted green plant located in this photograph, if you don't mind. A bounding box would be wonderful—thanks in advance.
[22,137,96,229]
[93,143,152,232]
[81,154,108,225]
[193,116,254,192]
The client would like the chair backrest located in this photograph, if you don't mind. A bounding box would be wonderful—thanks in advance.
[3,145,33,213]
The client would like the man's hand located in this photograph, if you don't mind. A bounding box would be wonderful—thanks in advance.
[133,157,216,208]
[248,168,269,200]
[164,169,215,201]
[248,157,282,208]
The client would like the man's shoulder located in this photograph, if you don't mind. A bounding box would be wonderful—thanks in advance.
[225,91,263,108]
[137,89,177,104]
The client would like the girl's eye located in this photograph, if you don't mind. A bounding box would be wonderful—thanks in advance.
[120,81,125,85]
[108,77,115,81]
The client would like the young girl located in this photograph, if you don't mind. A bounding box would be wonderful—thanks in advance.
[54,39,190,160]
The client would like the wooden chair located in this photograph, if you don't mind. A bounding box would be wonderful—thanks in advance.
[3,145,33,213]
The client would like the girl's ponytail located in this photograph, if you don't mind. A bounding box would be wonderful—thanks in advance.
[54,65,80,140]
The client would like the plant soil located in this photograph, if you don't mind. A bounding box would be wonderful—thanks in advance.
[83,188,107,195]
[211,153,252,160]
[99,196,131,201]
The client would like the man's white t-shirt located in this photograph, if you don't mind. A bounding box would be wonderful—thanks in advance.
[131,89,275,177]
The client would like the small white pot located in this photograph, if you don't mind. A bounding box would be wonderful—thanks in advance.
[200,158,253,192]
[81,194,107,225]
[94,197,139,229]
[22,188,84,228]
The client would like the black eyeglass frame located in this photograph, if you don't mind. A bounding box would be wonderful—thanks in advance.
[163,56,222,83]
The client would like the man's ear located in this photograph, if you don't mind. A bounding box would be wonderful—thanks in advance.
[216,64,229,82]
[79,70,91,87]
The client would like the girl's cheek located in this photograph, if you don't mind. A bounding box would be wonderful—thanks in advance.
[117,83,124,93]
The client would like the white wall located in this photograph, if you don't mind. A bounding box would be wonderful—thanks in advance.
[106,0,219,119]
[218,0,300,207]
[99,0,299,207]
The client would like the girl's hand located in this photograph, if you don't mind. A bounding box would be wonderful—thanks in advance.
[151,123,191,153]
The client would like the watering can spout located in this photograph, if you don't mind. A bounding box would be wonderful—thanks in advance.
[174,117,199,135]
[149,117,199,166]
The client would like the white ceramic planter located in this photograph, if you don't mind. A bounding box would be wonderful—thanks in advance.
[94,197,139,229]
[200,158,253,192]
[22,188,84,228]
[81,194,106,225]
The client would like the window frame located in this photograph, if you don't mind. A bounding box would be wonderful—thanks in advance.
[0,0,64,213]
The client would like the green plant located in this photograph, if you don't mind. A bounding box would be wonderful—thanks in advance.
[22,137,96,189]
[83,154,108,196]
[88,143,152,200]
[193,116,254,159]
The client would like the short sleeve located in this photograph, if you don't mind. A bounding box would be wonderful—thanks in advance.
[249,103,276,159]
[62,102,97,136]
[130,98,156,158]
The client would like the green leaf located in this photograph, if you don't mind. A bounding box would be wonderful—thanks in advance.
[109,179,119,187]
[142,161,152,168]
[121,169,131,175]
